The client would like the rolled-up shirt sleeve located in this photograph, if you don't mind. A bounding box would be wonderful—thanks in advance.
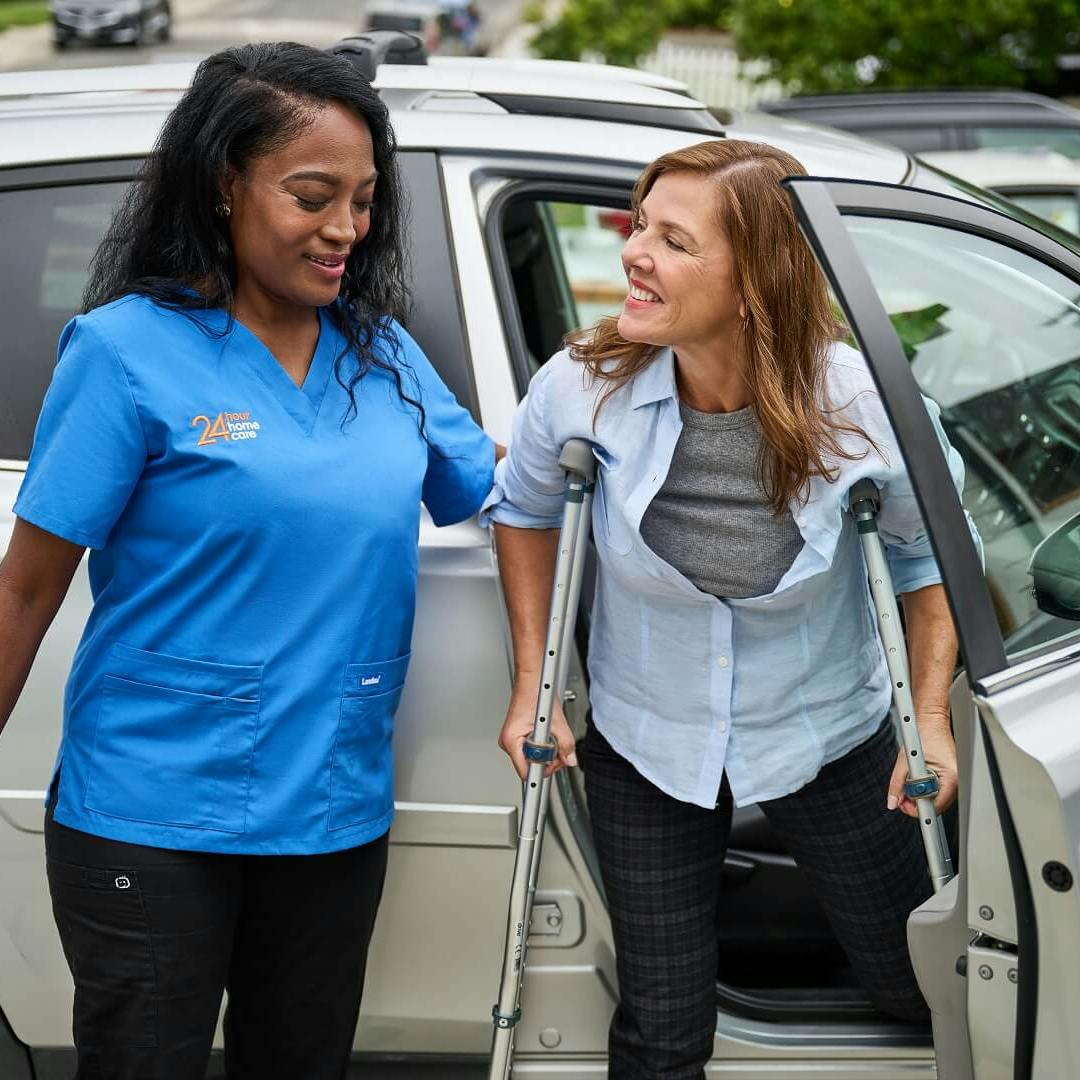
[480,362,568,530]
[877,394,984,594]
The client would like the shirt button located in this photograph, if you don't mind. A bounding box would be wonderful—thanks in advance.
[716,655,729,668]
[718,720,728,733]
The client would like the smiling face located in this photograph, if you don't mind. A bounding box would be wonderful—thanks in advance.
[223,102,377,316]
[616,170,743,355]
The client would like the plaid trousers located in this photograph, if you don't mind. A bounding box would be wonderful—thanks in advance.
[581,716,932,1080]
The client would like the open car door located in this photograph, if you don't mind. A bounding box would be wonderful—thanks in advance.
[784,177,1080,1080]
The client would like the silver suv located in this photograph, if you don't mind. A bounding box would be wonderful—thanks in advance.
[3,48,1080,1080]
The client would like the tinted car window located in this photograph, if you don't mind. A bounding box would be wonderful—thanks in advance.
[1006,191,1080,235]
[0,181,125,461]
[861,126,948,153]
[972,126,1080,159]
[839,214,1080,656]
[501,197,630,379]
[0,154,475,462]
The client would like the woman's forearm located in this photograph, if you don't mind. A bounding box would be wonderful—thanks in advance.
[492,523,559,686]
[0,521,84,739]
[0,584,56,738]
[901,583,958,730]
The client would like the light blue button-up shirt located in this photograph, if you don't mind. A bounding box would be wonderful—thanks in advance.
[482,342,977,808]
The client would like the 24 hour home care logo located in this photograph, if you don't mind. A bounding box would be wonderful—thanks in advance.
[191,410,261,445]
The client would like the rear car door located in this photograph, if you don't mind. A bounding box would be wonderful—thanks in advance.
[785,177,1080,1080]
[0,152,510,1071]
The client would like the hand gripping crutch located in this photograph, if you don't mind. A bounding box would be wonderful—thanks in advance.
[489,439,596,1080]
[849,480,955,893]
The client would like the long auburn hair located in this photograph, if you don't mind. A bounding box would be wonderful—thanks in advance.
[571,139,873,513]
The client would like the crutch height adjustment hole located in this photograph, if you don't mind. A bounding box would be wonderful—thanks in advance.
[896,681,904,688]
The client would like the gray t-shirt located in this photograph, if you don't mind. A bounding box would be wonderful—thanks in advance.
[639,402,804,599]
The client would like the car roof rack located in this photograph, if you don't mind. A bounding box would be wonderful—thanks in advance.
[328,30,428,81]
[0,47,723,137]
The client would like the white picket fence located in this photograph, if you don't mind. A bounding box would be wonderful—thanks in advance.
[640,39,788,110]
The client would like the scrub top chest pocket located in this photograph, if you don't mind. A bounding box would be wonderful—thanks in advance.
[328,652,411,832]
[84,643,263,833]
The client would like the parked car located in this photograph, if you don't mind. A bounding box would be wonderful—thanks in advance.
[48,0,171,49]
[759,88,1080,157]
[360,1,447,54]
[918,149,1080,235]
[2,45,1080,1079]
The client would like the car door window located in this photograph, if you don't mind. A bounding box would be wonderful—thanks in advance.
[836,213,1080,657]
[863,126,948,153]
[971,126,1080,159]
[499,196,630,380]
[1004,190,1080,237]
[0,181,127,462]
[0,154,476,467]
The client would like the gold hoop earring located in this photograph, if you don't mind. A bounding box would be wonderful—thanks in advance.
[215,201,232,218]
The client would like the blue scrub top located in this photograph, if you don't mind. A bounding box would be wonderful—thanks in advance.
[15,294,494,854]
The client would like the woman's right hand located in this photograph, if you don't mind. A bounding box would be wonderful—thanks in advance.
[498,678,578,781]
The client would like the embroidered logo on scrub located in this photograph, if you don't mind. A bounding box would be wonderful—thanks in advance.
[191,410,261,445]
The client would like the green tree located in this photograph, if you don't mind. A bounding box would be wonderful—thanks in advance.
[526,0,731,67]
[730,0,1080,92]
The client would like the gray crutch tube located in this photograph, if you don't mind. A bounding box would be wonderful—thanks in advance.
[489,439,597,1080]
[848,480,955,892]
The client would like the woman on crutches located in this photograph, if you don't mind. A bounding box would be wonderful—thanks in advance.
[482,139,981,1080]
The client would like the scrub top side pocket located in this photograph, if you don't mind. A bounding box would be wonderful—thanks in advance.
[328,652,411,832]
[84,643,263,833]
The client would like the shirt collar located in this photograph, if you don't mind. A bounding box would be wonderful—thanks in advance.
[629,347,677,410]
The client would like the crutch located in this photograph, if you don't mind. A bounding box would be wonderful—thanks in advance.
[489,439,597,1080]
[848,479,955,892]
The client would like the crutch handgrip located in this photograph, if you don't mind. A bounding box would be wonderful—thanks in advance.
[558,438,597,482]
[523,740,558,764]
[904,773,941,800]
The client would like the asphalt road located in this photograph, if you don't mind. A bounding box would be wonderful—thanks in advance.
[0,0,530,72]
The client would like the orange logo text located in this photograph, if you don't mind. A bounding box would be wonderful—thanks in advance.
[191,411,261,445]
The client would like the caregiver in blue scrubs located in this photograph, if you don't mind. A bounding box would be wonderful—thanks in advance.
[0,42,493,1079]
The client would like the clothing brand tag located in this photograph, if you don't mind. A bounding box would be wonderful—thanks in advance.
[114,876,131,890]
[361,674,382,687]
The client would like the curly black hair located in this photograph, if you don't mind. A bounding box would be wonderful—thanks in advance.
[83,40,420,427]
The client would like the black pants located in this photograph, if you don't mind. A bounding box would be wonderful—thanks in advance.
[45,809,389,1080]
[581,718,932,1080]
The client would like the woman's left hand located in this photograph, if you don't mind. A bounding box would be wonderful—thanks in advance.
[886,711,958,817]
